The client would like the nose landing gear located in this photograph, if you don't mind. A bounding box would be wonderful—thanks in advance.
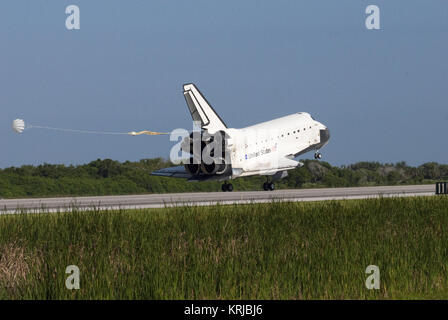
[314,151,322,160]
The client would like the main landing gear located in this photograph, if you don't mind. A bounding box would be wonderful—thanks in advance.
[221,182,233,192]
[314,151,322,160]
[263,180,275,191]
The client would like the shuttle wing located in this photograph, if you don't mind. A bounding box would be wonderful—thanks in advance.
[151,166,192,179]
[151,166,231,181]
[183,83,227,133]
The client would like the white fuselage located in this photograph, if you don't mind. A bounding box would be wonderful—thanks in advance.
[223,112,329,177]
[151,84,331,184]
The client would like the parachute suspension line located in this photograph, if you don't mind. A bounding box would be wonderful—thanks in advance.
[11,119,169,136]
[26,125,130,135]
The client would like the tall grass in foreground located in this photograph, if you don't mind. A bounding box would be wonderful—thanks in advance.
[0,196,448,299]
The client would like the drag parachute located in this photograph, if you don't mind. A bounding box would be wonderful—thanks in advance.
[12,119,25,134]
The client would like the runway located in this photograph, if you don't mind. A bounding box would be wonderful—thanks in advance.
[0,184,436,214]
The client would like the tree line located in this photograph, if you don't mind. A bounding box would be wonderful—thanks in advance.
[0,158,447,198]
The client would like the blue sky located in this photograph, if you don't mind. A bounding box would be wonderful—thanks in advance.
[1,0,447,168]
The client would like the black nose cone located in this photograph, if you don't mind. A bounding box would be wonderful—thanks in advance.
[320,129,330,145]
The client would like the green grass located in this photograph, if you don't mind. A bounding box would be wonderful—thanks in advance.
[1,196,448,299]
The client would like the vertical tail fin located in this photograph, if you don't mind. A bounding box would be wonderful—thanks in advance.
[183,83,227,133]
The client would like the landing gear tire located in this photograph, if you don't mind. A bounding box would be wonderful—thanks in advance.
[222,183,233,192]
[263,182,275,191]
[314,152,322,160]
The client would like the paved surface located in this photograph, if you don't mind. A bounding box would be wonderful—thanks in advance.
[0,184,436,214]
